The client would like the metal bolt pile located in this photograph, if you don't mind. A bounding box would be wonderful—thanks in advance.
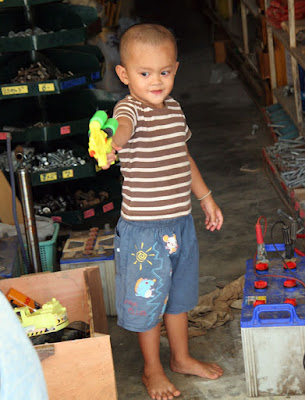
[2,28,50,38]
[34,194,70,215]
[29,149,87,172]
[0,148,87,172]
[11,61,74,83]
[266,137,305,188]
[1,27,68,38]
[34,189,110,215]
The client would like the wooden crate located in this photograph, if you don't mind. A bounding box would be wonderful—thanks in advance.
[213,40,228,63]
[0,267,117,400]
[256,47,270,80]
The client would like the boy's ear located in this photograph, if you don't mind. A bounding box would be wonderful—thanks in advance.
[115,64,129,85]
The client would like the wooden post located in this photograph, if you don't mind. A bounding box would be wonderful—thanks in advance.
[241,1,249,55]
[265,0,277,102]
[228,0,233,18]
[288,0,303,128]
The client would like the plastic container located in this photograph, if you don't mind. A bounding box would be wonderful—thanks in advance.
[264,103,299,139]
[0,47,103,99]
[30,160,97,187]
[241,252,305,397]
[19,223,59,274]
[0,89,117,143]
[50,194,121,226]
[0,4,97,53]
[0,0,59,8]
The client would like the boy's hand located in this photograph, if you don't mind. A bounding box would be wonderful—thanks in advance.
[200,196,223,232]
[101,150,116,170]
[101,140,122,170]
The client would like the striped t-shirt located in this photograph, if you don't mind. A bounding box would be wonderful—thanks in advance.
[113,95,192,221]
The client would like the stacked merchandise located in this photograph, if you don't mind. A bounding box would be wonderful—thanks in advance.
[266,0,305,29]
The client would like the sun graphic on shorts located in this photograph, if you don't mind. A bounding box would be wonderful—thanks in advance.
[132,242,155,271]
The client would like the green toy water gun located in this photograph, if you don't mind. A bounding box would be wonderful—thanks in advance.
[88,110,118,168]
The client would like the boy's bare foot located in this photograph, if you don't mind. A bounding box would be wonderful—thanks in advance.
[171,356,223,380]
[142,367,181,400]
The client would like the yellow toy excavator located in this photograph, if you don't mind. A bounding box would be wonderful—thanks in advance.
[14,298,69,337]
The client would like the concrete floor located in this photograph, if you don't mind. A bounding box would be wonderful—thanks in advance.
[108,3,302,399]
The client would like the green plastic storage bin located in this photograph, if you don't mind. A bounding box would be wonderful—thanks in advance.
[20,223,59,274]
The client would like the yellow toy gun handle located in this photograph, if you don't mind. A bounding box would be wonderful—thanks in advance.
[88,111,118,168]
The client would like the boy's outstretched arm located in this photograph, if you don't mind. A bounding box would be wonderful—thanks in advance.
[186,145,223,231]
[103,116,133,169]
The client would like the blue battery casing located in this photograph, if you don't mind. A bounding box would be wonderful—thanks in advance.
[241,244,305,328]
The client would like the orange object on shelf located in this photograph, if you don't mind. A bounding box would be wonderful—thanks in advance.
[6,288,41,312]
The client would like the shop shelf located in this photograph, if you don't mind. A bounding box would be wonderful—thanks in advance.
[60,44,105,63]
[50,194,121,225]
[0,48,103,99]
[18,223,60,274]
[0,0,59,8]
[0,4,98,52]
[0,89,117,142]
[32,169,122,225]
[30,159,97,187]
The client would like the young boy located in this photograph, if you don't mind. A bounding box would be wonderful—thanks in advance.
[105,23,224,400]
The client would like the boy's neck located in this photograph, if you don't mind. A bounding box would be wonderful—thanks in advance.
[129,93,168,109]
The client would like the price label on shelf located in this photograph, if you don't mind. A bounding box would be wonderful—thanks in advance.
[60,125,71,135]
[84,208,95,219]
[62,169,74,179]
[52,216,62,223]
[2,85,28,96]
[38,83,55,92]
[40,172,57,182]
[103,202,114,213]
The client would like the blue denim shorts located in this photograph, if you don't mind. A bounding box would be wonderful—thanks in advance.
[114,214,199,332]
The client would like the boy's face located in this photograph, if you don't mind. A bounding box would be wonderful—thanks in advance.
[116,40,179,108]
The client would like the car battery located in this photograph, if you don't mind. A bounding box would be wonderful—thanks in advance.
[60,227,116,316]
[241,246,305,397]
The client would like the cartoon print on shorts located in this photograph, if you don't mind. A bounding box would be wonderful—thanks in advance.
[135,278,156,298]
[132,242,155,271]
[163,234,178,254]
[159,295,168,319]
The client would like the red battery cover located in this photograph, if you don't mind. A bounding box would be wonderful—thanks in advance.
[253,299,266,307]
[283,279,297,288]
[254,280,268,289]
[284,261,296,269]
[284,298,297,306]
[255,262,269,271]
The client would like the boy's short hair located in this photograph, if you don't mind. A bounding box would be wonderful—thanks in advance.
[119,23,177,66]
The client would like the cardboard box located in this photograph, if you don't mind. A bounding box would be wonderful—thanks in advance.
[213,40,228,64]
[60,229,116,316]
[256,47,270,80]
[0,267,117,400]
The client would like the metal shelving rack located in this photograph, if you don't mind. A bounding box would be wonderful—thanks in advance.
[264,0,304,135]
[205,0,273,105]
[0,0,121,224]
[240,0,261,74]
[0,0,104,186]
